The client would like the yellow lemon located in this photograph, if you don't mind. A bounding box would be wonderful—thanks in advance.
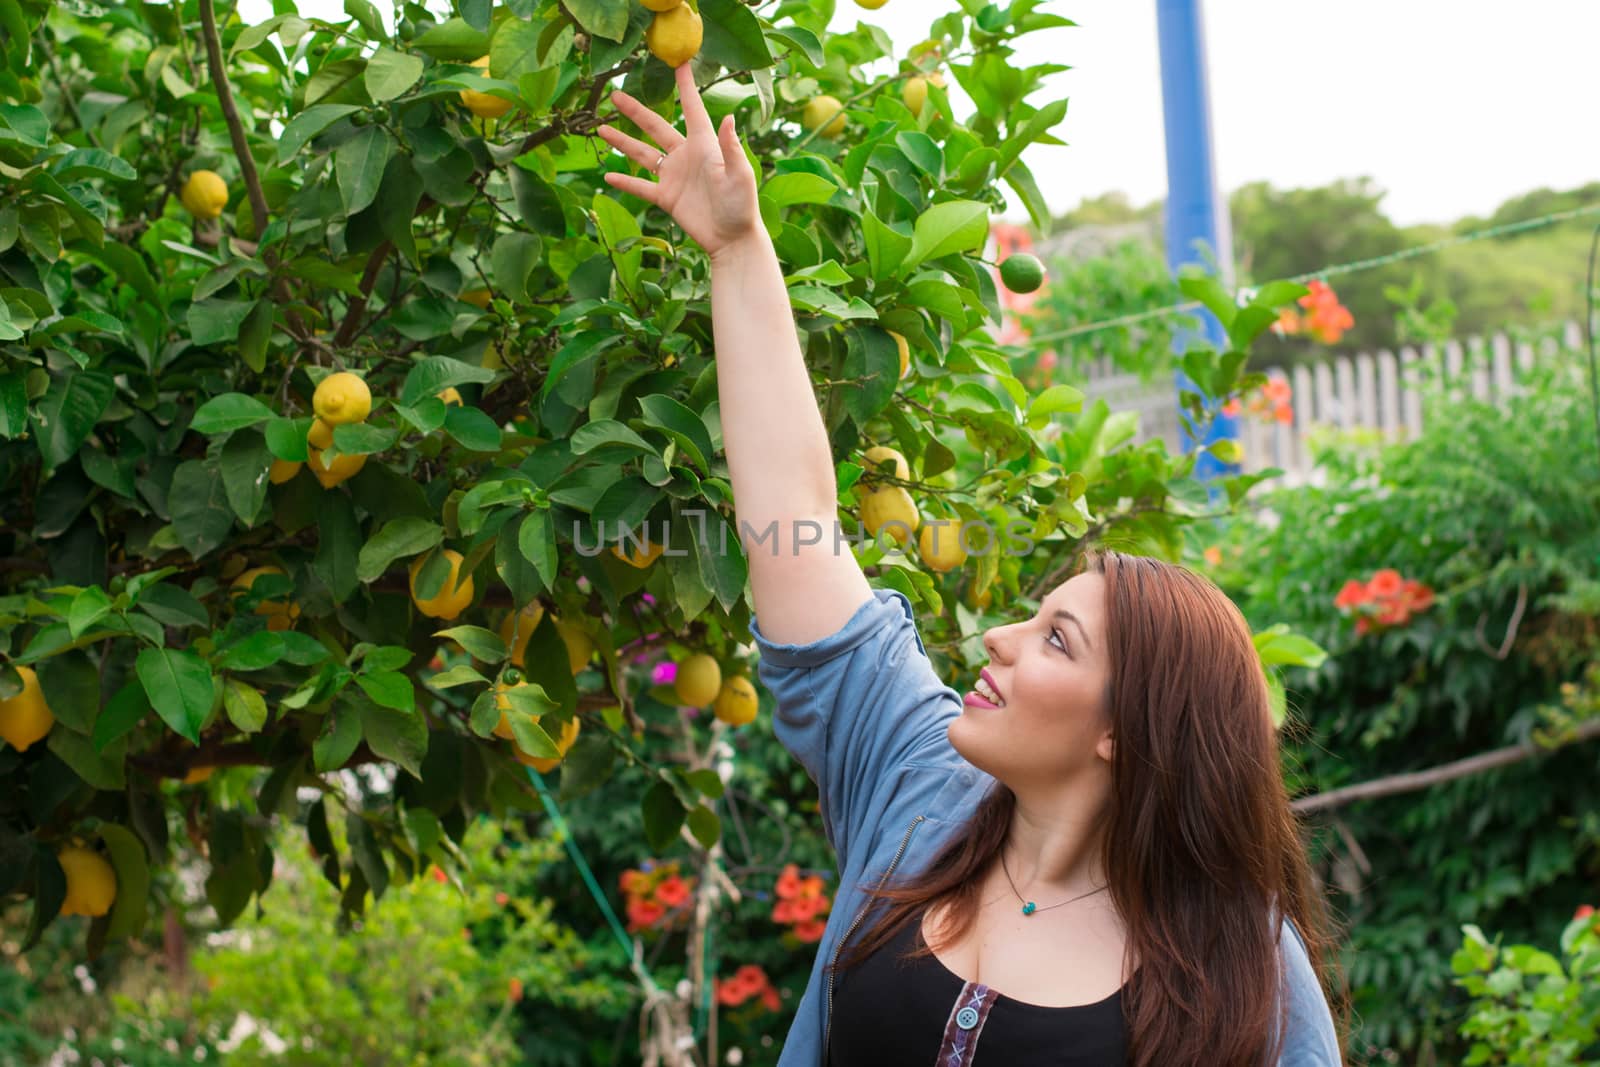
[180,170,229,219]
[641,0,681,9]
[860,486,920,545]
[410,549,475,620]
[183,765,216,784]
[0,665,54,752]
[268,458,302,484]
[460,288,492,309]
[802,95,846,137]
[611,539,665,569]
[498,605,545,668]
[890,330,911,378]
[646,5,703,68]
[493,681,537,740]
[855,0,889,7]
[918,520,968,573]
[312,372,371,425]
[58,846,117,918]
[438,387,464,406]
[460,56,513,119]
[674,653,722,707]
[863,445,909,482]
[512,716,580,773]
[556,621,594,674]
[713,676,759,727]
[307,447,366,488]
[231,566,301,631]
[307,417,335,450]
[902,71,946,117]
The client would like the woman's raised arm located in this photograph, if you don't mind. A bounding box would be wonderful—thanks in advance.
[599,65,872,645]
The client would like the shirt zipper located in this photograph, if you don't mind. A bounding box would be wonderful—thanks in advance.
[824,814,925,1064]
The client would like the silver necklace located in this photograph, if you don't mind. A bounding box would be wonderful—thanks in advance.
[1000,850,1110,916]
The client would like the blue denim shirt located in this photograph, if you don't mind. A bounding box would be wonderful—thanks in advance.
[750,587,1342,1067]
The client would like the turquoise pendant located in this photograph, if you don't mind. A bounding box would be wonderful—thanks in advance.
[1021,902,1037,915]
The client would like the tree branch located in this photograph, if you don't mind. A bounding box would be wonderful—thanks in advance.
[1292,717,1600,815]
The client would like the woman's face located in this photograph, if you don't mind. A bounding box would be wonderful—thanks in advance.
[947,572,1114,788]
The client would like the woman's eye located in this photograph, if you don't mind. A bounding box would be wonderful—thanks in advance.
[1047,629,1069,654]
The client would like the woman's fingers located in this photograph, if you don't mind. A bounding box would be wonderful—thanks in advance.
[603,170,661,206]
[717,113,748,175]
[608,89,684,150]
[675,63,714,140]
[596,124,666,174]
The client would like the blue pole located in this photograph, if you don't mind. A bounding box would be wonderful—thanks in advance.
[1156,0,1237,478]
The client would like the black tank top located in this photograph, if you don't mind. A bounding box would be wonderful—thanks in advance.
[829,912,1128,1066]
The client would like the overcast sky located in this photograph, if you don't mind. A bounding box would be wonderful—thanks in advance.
[242,0,1598,227]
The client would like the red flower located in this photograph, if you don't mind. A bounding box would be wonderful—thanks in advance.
[1222,398,1243,418]
[655,875,690,908]
[1368,569,1403,598]
[776,864,802,900]
[431,866,448,884]
[794,919,828,943]
[772,899,798,924]
[761,986,783,1012]
[789,895,821,922]
[734,964,768,993]
[495,892,509,907]
[507,977,524,1002]
[1375,602,1410,627]
[715,979,747,1007]
[1575,904,1595,920]
[800,874,826,899]
[627,898,666,931]
[1263,378,1292,404]
[1334,580,1370,610]
[1400,579,1435,613]
[1272,403,1293,425]
[620,869,649,894]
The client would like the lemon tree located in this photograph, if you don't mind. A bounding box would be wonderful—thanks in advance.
[0,0,1314,962]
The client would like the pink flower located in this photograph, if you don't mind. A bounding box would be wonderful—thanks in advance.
[652,661,678,686]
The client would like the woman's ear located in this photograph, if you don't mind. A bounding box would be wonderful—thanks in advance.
[1095,730,1115,764]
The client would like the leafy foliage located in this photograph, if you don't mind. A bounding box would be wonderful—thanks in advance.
[1209,331,1600,1061]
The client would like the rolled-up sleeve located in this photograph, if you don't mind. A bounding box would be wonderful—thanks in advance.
[1277,918,1343,1065]
[749,588,961,867]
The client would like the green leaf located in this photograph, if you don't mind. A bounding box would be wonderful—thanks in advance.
[411,17,491,60]
[313,702,363,771]
[399,356,496,407]
[214,632,286,673]
[265,416,312,461]
[220,429,271,525]
[48,729,126,790]
[0,371,27,439]
[491,231,543,304]
[427,664,489,689]
[686,804,720,848]
[135,648,216,744]
[50,148,137,183]
[93,682,149,753]
[1026,384,1084,423]
[222,678,269,733]
[1178,268,1236,330]
[191,393,274,434]
[32,370,113,469]
[489,13,546,79]
[354,671,416,713]
[336,126,392,216]
[170,460,235,560]
[994,98,1068,176]
[344,0,387,41]
[637,394,712,474]
[432,626,506,663]
[699,0,775,70]
[277,105,361,162]
[364,48,423,102]
[902,200,990,272]
[238,299,273,373]
[570,419,656,456]
[358,700,427,779]
[442,406,502,452]
[312,493,361,603]
[841,327,898,425]
[1254,626,1328,670]
[188,298,255,346]
[517,510,558,591]
[304,58,370,107]
[564,0,628,42]
[67,586,112,641]
[641,781,686,852]
[762,172,837,207]
[136,583,210,629]
[330,422,398,454]
[37,651,100,733]
[100,824,151,940]
[357,518,443,581]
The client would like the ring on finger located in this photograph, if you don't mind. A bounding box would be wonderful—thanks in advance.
[654,151,667,173]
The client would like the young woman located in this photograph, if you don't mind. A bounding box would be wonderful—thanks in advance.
[599,65,1346,1067]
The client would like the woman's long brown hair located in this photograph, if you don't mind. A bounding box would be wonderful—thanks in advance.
[833,551,1349,1065]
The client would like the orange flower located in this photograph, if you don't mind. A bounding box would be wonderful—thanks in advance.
[772,899,798,924]
[1376,602,1410,627]
[789,895,821,921]
[761,986,782,1012]
[1222,398,1242,418]
[627,898,666,931]
[1203,546,1223,567]
[508,976,524,1002]
[655,875,691,908]
[794,919,827,943]
[1272,403,1293,425]
[1400,579,1435,613]
[495,892,509,906]
[1368,569,1403,598]
[431,866,448,884]
[620,869,649,894]
[1263,378,1292,404]
[800,875,825,899]
[1334,580,1370,610]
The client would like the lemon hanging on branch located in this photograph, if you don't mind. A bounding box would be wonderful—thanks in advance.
[802,95,846,137]
[58,846,117,918]
[860,486,920,546]
[675,654,722,707]
[460,56,513,119]
[312,371,371,425]
[0,665,53,752]
[647,4,703,68]
[513,717,581,773]
[180,170,228,219]
[863,445,909,482]
[410,549,475,620]
[903,71,946,118]
[714,676,759,726]
[999,253,1046,294]
[640,0,682,10]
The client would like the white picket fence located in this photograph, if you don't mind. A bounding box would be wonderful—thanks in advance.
[1075,320,1584,486]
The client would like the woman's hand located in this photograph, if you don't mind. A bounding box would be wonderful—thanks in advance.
[597,64,761,260]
